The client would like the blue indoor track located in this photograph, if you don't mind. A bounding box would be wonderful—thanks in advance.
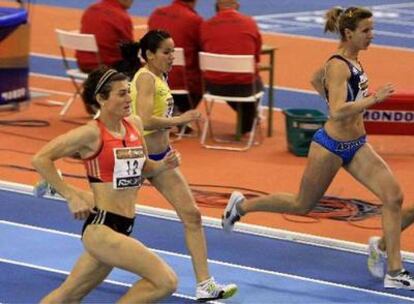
[2,1,414,302]
[1,184,414,303]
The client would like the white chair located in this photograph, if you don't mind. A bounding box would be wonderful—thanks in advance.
[199,52,264,151]
[54,29,101,116]
[171,47,199,139]
[171,47,188,96]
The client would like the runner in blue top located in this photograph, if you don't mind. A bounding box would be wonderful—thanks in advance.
[222,6,414,290]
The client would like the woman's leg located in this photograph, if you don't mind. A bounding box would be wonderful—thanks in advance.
[345,144,403,272]
[377,207,414,251]
[41,251,113,303]
[83,225,178,303]
[240,142,343,215]
[150,168,209,282]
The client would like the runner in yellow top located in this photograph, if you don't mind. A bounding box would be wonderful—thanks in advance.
[128,29,238,301]
[130,66,174,136]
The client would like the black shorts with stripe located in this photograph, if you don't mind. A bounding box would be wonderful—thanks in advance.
[82,208,135,237]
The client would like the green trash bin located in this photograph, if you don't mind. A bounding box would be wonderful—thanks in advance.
[283,108,327,156]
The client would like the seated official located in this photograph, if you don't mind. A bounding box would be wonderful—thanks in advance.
[200,0,263,136]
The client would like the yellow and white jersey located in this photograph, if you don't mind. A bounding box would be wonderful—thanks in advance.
[130,67,174,135]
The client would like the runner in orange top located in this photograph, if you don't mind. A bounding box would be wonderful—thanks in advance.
[32,67,180,303]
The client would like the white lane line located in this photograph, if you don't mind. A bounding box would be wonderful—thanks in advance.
[29,69,319,97]
[1,181,414,265]
[0,257,199,302]
[253,2,414,50]
[254,2,414,19]
[262,31,414,52]
[30,86,73,96]
[1,220,414,302]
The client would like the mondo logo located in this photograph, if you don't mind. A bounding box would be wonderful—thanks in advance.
[364,110,414,123]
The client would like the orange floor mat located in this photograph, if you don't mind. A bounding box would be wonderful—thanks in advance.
[1,1,414,251]
[2,84,414,251]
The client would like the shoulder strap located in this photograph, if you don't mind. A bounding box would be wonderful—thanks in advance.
[328,54,350,65]
[122,118,142,142]
[327,55,359,74]
[95,119,108,137]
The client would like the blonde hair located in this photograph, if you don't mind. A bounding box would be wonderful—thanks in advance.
[324,7,373,41]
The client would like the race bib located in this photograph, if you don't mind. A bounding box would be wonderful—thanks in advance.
[165,97,174,118]
[113,147,145,189]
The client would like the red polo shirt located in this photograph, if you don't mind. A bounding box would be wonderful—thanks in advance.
[148,0,203,96]
[200,9,262,84]
[76,0,133,71]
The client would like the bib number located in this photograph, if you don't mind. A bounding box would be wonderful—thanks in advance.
[113,147,145,189]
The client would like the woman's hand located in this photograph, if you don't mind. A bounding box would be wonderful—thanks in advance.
[66,189,96,220]
[163,149,181,170]
[373,83,395,103]
[179,110,202,124]
[142,149,181,178]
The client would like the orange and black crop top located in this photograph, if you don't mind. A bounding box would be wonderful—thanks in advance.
[83,119,146,189]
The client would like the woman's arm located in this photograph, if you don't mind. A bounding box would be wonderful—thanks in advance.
[134,72,200,130]
[325,60,394,120]
[32,125,98,219]
[142,150,181,178]
[128,115,181,178]
[310,67,326,98]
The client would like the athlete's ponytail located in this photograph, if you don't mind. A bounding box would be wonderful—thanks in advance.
[324,7,372,41]
[324,7,343,34]
[115,41,142,79]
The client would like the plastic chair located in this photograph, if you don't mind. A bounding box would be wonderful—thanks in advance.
[171,47,199,139]
[198,52,264,151]
[171,47,189,96]
[54,29,101,116]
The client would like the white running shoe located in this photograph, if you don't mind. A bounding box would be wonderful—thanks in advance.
[33,179,57,197]
[384,269,414,290]
[222,191,245,233]
[195,277,238,302]
[367,236,386,278]
[33,170,61,197]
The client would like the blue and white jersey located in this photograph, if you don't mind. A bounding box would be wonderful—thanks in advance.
[325,55,369,102]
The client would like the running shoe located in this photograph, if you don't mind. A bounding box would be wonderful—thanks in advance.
[33,179,56,197]
[222,191,244,233]
[195,277,238,302]
[33,170,61,197]
[367,236,386,278]
[384,269,414,290]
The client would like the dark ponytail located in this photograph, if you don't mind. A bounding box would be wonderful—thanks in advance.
[117,30,171,79]
[115,41,142,79]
